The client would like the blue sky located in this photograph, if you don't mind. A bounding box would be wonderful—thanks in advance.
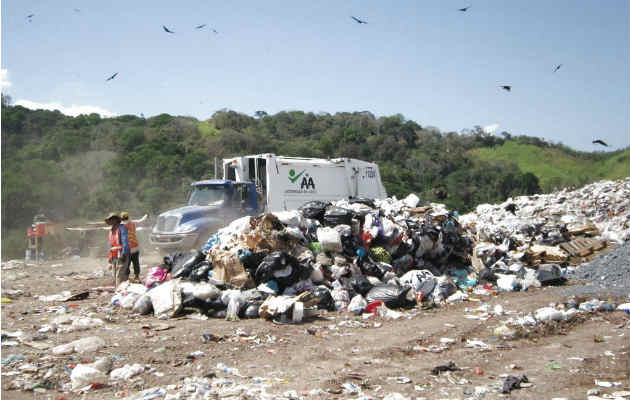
[2,1,628,151]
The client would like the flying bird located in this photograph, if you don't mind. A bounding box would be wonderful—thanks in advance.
[105,72,118,81]
[27,13,34,18]
[162,25,175,33]
[351,16,367,24]
[195,24,206,29]
[500,85,511,92]
[73,8,81,13]
[592,139,608,147]
[553,64,562,73]
[458,5,471,12]
[212,28,218,34]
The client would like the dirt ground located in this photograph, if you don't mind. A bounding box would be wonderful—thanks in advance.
[1,252,629,399]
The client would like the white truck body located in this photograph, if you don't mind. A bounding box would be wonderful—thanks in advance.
[222,154,387,212]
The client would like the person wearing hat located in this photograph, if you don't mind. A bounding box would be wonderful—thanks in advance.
[104,212,130,286]
[120,211,141,283]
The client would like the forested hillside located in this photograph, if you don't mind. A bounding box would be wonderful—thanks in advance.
[2,96,628,258]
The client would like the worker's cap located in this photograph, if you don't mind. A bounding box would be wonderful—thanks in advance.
[120,211,129,220]
[104,212,121,223]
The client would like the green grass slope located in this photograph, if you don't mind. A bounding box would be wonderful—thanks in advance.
[469,141,629,192]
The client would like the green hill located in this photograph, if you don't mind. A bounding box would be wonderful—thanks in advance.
[2,94,628,259]
[469,141,629,192]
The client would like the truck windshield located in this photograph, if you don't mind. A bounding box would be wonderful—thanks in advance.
[188,185,226,206]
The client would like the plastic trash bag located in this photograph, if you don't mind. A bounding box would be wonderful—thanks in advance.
[71,363,108,390]
[297,286,335,311]
[171,250,205,279]
[431,277,457,302]
[132,295,152,315]
[536,264,566,286]
[190,261,212,282]
[331,287,350,310]
[350,276,374,296]
[360,259,386,279]
[366,284,415,309]
[145,266,169,288]
[324,206,354,226]
[255,251,305,289]
[298,200,329,221]
[273,210,303,227]
[317,227,342,253]
[400,270,436,297]
[348,295,368,315]
[148,279,183,317]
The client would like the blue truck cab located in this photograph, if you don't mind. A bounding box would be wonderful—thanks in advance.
[149,180,258,253]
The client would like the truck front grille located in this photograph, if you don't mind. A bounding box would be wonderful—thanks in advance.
[155,215,180,232]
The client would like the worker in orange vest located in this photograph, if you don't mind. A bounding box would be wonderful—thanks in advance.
[105,212,130,286]
[120,211,141,283]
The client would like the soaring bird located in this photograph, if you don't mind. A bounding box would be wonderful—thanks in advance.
[592,139,608,147]
[26,13,34,18]
[212,28,218,34]
[195,24,206,29]
[351,16,367,24]
[458,5,471,12]
[500,85,511,92]
[553,64,562,73]
[106,72,118,81]
[73,8,81,13]
[162,25,175,33]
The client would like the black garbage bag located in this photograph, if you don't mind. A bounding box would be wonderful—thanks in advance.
[299,200,329,221]
[350,276,374,296]
[416,277,437,298]
[242,251,269,274]
[478,268,498,284]
[296,286,335,311]
[190,261,212,282]
[323,206,354,226]
[366,284,415,309]
[431,361,459,375]
[349,197,375,208]
[162,252,185,272]
[341,233,360,257]
[172,250,206,279]
[241,301,262,318]
[536,264,566,286]
[360,259,386,280]
[255,251,305,289]
[501,375,529,394]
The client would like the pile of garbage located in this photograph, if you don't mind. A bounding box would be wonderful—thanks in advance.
[111,179,629,321]
[460,178,630,291]
[112,194,479,320]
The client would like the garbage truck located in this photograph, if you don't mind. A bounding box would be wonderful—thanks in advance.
[149,154,387,252]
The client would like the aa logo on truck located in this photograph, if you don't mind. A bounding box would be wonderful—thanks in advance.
[287,169,316,193]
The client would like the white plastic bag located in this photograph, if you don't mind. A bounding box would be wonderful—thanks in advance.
[348,295,367,315]
[71,364,108,390]
[110,364,145,381]
[273,210,302,227]
[147,279,182,317]
[317,227,342,252]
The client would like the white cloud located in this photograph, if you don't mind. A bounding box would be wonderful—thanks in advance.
[14,99,116,117]
[1,69,12,88]
[482,123,500,134]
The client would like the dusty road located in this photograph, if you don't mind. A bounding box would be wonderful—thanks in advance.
[1,254,629,399]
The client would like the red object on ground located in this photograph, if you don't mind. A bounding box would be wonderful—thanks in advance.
[473,367,484,375]
[364,300,384,314]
